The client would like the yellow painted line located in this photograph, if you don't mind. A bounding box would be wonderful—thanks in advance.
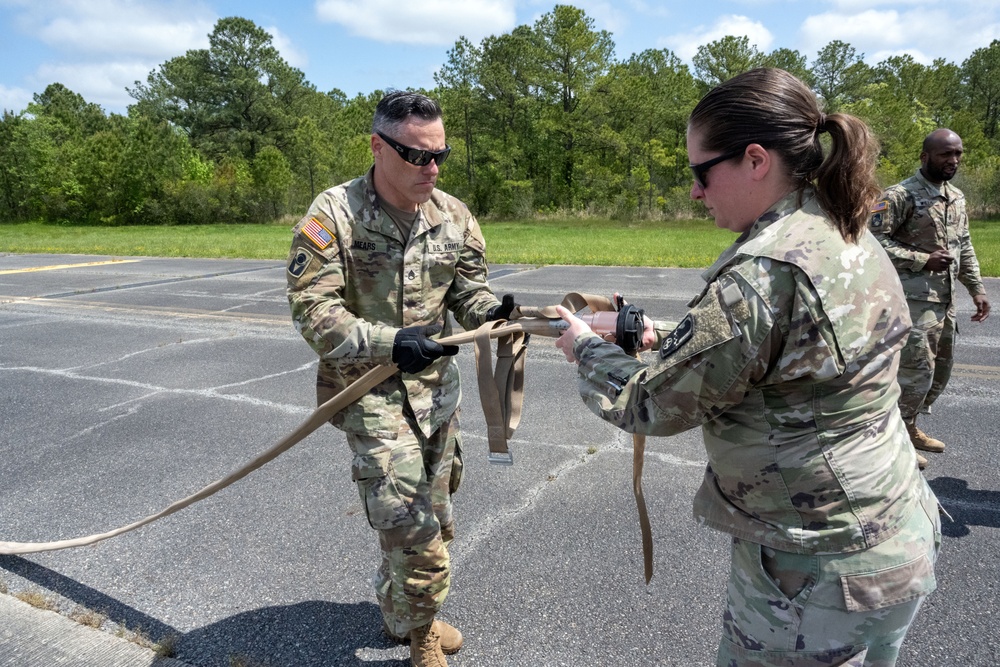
[0,259,141,275]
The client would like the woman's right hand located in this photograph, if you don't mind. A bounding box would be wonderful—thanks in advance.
[554,305,592,363]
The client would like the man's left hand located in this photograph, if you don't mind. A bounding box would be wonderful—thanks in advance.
[972,294,991,322]
[487,294,518,321]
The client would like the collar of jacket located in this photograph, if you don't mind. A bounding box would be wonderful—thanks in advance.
[913,167,957,202]
[361,166,445,244]
[697,188,814,290]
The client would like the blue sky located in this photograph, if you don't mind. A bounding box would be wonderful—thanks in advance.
[2,0,999,116]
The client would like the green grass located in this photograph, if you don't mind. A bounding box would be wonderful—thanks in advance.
[0,221,291,259]
[3,218,1000,275]
[481,218,734,268]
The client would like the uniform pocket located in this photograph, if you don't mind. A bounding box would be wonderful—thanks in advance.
[351,450,415,530]
[840,553,936,612]
[718,642,867,667]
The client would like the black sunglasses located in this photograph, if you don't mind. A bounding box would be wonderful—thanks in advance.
[689,147,747,189]
[377,131,451,167]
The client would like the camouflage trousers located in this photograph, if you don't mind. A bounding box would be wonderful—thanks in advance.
[718,480,941,667]
[345,409,464,637]
[897,300,956,421]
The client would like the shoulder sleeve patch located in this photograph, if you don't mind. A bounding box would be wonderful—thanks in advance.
[871,199,888,212]
[288,246,314,278]
[302,216,335,249]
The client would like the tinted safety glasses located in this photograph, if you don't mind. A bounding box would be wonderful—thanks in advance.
[689,147,747,189]
[377,131,452,167]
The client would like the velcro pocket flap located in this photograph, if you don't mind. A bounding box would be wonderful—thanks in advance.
[351,450,391,482]
[841,553,936,612]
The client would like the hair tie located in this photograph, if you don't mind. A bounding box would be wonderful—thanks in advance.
[817,113,829,134]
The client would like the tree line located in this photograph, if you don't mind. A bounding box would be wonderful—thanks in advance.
[2,4,999,226]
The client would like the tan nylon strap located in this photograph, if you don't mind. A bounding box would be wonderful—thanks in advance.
[473,320,528,464]
[518,292,654,580]
[633,432,653,583]
[514,291,613,319]
[0,320,520,555]
[1,294,655,583]
[0,362,398,555]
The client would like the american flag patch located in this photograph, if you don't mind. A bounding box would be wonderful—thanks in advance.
[302,217,333,249]
[870,200,888,212]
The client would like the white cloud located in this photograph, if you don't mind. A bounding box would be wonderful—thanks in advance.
[315,0,517,45]
[800,9,905,53]
[268,25,309,71]
[661,15,774,61]
[34,61,156,113]
[1,1,315,114]
[798,6,1000,65]
[12,0,213,58]
[827,0,933,10]
[0,84,33,114]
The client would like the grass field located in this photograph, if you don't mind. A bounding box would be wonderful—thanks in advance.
[2,218,999,276]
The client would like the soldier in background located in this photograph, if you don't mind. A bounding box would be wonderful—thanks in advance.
[286,90,515,667]
[555,68,939,666]
[869,129,991,469]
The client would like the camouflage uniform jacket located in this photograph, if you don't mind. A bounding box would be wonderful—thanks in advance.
[286,168,500,439]
[572,191,924,554]
[869,169,985,303]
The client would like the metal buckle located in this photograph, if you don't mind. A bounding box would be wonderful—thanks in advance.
[487,451,514,466]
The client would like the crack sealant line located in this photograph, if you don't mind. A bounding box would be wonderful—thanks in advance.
[449,436,597,565]
[1,365,313,416]
[452,430,703,565]
[66,336,223,372]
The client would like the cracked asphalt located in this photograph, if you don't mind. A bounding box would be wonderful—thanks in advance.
[1,254,998,666]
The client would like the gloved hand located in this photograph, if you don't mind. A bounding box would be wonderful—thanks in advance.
[486,294,518,321]
[392,324,459,374]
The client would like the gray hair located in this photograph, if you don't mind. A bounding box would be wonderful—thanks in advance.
[372,90,443,136]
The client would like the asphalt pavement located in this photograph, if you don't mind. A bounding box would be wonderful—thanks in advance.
[1,254,999,666]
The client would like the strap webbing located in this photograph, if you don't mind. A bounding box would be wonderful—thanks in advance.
[473,320,528,465]
[1,293,655,582]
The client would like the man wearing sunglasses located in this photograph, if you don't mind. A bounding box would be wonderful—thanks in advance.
[287,90,516,667]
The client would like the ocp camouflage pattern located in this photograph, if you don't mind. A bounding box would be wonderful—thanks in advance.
[869,169,985,302]
[571,191,930,555]
[286,167,500,439]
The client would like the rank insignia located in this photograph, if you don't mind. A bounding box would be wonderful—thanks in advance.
[660,314,694,359]
[288,247,313,278]
[302,217,334,249]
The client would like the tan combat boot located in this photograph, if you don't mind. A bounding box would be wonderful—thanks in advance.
[915,450,928,470]
[384,619,463,655]
[410,621,448,667]
[906,422,945,453]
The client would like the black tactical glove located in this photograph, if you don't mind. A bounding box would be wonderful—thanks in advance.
[486,294,518,322]
[392,324,459,374]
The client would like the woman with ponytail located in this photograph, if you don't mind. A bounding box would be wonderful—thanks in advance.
[555,68,940,666]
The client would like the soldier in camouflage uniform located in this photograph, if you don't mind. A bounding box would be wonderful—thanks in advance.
[286,91,514,667]
[869,129,990,468]
[555,69,940,667]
